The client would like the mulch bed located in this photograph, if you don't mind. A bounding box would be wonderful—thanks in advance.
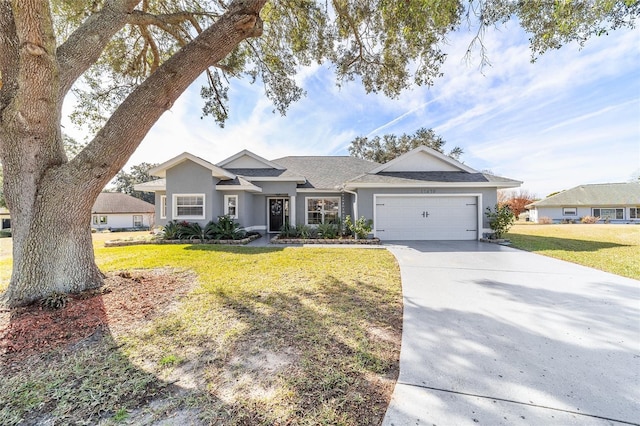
[0,270,195,363]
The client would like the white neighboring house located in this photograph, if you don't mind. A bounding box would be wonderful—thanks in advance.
[0,207,10,230]
[526,182,640,223]
[91,192,155,230]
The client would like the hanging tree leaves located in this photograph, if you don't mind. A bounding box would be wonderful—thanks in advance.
[0,0,637,306]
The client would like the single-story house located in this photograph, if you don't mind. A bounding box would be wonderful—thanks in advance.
[91,192,155,230]
[526,182,640,223]
[134,146,521,240]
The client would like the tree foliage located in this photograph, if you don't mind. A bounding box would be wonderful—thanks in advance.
[0,0,637,306]
[112,162,159,204]
[498,189,538,219]
[348,127,462,163]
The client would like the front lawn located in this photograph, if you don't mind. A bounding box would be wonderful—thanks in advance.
[1,244,402,425]
[507,224,640,280]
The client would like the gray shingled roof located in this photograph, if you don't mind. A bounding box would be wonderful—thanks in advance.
[224,168,302,179]
[347,171,521,186]
[92,192,155,213]
[272,156,379,189]
[529,183,640,207]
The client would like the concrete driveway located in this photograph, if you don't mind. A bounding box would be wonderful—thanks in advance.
[382,241,640,425]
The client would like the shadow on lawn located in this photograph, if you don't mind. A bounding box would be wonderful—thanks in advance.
[507,234,629,252]
[0,268,401,425]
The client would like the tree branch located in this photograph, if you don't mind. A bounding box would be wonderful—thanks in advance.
[57,0,142,99]
[66,0,266,194]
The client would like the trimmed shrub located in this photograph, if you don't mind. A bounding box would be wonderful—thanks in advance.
[538,216,553,224]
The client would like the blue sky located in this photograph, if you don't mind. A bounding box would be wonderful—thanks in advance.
[65,21,640,198]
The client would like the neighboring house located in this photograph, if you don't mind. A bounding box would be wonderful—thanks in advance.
[91,192,155,230]
[0,207,9,230]
[526,182,640,223]
[135,146,521,240]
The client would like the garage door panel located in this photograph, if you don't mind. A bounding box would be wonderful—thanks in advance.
[375,196,478,241]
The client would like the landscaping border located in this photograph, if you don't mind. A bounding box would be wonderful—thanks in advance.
[104,233,261,247]
[271,236,380,245]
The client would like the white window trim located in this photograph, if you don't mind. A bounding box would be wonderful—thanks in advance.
[133,215,143,227]
[160,195,167,219]
[305,196,341,226]
[562,207,577,216]
[224,194,239,219]
[173,193,205,220]
[593,207,624,220]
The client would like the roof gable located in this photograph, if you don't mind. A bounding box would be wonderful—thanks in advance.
[92,192,155,214]
[530,183,640,207]
[370,146,477,174]
[217,149,285,170]
[149,152,235,180]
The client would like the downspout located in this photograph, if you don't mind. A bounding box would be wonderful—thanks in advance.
[342,187,359,240]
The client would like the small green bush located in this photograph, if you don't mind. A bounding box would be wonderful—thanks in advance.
[317,222,339,239]
[344,215,373,239]
[279,222,298,238]
[485,204,515,238]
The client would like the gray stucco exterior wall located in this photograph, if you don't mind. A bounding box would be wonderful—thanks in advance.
[165,160,216,225]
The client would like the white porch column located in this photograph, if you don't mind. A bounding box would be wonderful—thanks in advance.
[290,195,296,226]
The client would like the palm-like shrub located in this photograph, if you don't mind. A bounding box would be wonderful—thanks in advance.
[211,215,246,240]
[317,222,339,239]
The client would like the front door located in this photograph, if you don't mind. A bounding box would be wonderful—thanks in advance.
[268,198,287,232]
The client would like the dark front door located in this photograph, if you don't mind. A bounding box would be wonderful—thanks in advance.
[268,198,286,232]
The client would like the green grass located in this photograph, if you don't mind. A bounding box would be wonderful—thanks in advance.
[1,243,402,425]
[507,224,640,280]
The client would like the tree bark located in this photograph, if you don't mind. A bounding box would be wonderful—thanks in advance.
[0,0,267,307]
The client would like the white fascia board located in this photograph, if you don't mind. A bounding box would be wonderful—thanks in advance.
[215,184,263,193]
[149,152,236,180]
[369,146,477,174]
[133,183,166,192]
[295,189,342,193]
[216,149,285,170]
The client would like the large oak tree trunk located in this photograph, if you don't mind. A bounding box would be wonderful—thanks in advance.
[0,0,266,307]
[5,181,103,305]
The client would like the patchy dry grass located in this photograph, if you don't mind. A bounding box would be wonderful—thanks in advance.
[1,244,402,425]
[507,224,640,280]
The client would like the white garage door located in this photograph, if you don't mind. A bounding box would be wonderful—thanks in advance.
[375,195,478,240]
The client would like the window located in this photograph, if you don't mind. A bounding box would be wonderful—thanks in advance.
[160,195,167,219]
[562,207,577,216]
[630,207,640,219]
[306,197,340,225]
[93,215,107,225]
[224,195,238,219]
[592,208,624,220]
[133,215,143,227]
[173,194,205,219]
